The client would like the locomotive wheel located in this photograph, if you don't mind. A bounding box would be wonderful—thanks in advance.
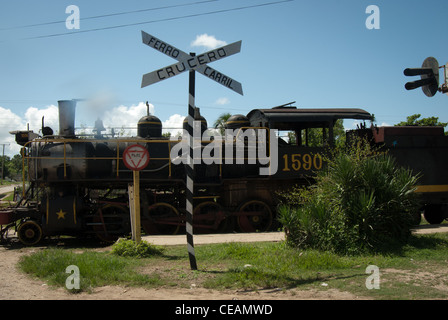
[142,203,180,235]
[93,204,130,242]
[18,220,43,246]
[236,200,273,233]
[193,201,227,234]
[423,204,444,225]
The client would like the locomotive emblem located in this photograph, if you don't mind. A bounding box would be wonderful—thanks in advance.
[56,209,67,220]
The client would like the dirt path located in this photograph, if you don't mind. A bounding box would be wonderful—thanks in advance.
[142,224,448,246]
[1,225,446,300]
[0,232,367,300]
[412,224,448,234]
[0,184,19,203]
[141,232,285,246]
[0,184,19,195]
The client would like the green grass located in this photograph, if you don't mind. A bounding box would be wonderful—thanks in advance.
[18,249,163,292]
[17,233,448,299]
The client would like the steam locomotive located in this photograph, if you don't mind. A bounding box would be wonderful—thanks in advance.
[1,99,447,245]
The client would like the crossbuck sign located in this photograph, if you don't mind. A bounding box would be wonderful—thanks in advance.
[140,31,243,270]
[141,31,243,95]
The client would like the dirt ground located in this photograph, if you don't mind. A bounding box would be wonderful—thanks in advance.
[0,232,370,300]
[0,225,444,300]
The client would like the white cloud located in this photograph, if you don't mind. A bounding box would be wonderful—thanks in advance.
[1,101,186,156]
[215,97,230,105]
[162,114,185,137]
[101,102,155,136]
[24,105,59,133]
[99,104,185,138]
[191,34,227,50]
[0,106,26,132]
[0,104,61,157]
[0,105,60,156]
[0,106,27,156]
[103,102,153,126]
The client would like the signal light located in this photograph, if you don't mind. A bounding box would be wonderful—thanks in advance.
[403,57,439,97]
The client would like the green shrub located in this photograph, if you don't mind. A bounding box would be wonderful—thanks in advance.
[278,138,421,254]
[111,239,165,258]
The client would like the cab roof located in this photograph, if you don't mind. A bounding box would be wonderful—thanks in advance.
[247,106,372,129]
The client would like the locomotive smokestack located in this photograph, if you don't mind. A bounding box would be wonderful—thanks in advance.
[58,100,77,137]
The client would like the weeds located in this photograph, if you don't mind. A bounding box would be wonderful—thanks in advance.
[278,138,421,254]
[111,238,165,258]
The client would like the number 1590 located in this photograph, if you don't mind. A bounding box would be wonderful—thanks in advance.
[282,153,323,172]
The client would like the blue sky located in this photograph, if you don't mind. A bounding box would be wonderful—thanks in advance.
[0,0,447,156]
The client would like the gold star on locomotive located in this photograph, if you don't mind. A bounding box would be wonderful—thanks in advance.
[56,209,66,220]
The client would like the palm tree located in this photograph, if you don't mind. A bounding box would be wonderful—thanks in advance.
[213,112,232,136]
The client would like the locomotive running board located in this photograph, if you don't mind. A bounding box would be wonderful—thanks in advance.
[415,185,448,193]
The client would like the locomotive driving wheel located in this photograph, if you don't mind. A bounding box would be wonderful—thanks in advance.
[423,204,445,225]
[193,201,227,234]
[17,220,43,246]
[141,202,180,235]
[93,204,130,242]
[236,200,273,233]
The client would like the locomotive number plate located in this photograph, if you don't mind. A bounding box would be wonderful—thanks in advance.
[282,153,323,172]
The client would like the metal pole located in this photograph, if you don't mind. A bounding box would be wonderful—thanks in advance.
[128,183,135,237]
[1,144,5,185]
[185,52,197,270]
[129,171,141,243]
[133,170,141,243]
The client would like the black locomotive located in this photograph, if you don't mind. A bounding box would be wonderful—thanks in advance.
[1,99,447,245]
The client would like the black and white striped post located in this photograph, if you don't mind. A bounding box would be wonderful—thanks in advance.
[140,32,243,271]
[185,52,198,270]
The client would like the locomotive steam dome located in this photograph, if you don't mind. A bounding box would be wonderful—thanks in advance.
[183,115,208,134]
[138,115,162,138]
[225,114,250,129]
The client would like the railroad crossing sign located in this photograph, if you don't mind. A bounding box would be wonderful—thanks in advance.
[140,31,243,270]
[141,31,243,95]
[123,144,150,171]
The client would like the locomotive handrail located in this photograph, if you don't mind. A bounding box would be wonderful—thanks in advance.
[21,137,178,197]
[20,128,274,197]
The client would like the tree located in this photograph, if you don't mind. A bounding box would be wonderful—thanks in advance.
[395,114,448,128]
[303,119,346,147]
[213,112,232,136]
[0,154,26,182]
[7,154,23,178]
[0,155,10,182]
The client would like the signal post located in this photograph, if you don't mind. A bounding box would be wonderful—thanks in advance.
[123,144,150,243]
[140,31,243,270]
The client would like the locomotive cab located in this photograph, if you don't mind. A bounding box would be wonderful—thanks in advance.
[246,105,373,179]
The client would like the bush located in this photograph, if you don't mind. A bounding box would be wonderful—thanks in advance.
[111,239,165,258]
[278,139,421,254]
